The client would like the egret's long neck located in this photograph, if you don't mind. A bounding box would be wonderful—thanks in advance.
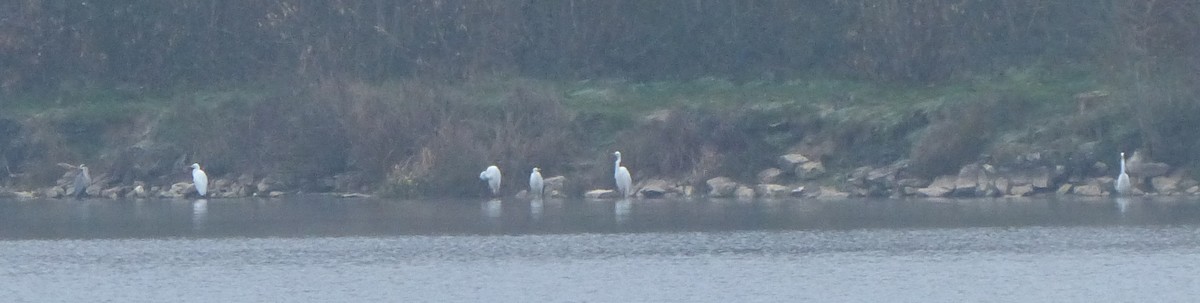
[1120,155,1126,174]
[614,155,622,172]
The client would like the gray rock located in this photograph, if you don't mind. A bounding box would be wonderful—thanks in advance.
[1056,184,1073,195]
[1073,183,1104,196]
[86,183,103,197]
[789,186,807,197]
[1152,174,1182,193]
[163,182,191,198]
[757,168,784,184]
[101,186,127,199]
[585,189,619,199]
[238,174,255,186]
[1179,178,1200,191]
[268,191,285,198]
[256,177,276,193]
[1127,151,1171,178]
[1011,166,1054,189]
[1009,184,1034,197]
[778,154,809,171]
[917,186,952,197]
[976,165,1000,197]
[734,185,756,199]
[994,177,1010,196]
[132,184,148,199]
[213,179,231,192]
[954,164,982,196]
[638,179,679,199]
[866,165,899,183]
[796,161,826,180]
[896,178,931,188]
[45,186,65,199]
[706,177,739,198]
[917,175,956,197]
[755,184,791,198]
[1134,162,1171,178]
[815,186,850,199]
[544,176,567,198]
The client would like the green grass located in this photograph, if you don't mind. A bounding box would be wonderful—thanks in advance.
[0,64,1116,194]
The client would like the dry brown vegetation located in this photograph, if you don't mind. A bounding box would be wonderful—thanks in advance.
[1,0,1199,194]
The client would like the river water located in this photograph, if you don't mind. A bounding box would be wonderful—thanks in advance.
[1,196,1198,302]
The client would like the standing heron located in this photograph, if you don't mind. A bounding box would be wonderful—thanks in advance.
[1115,152,1131,195]
[480,165,502,197]
[191,163,208,197]
[613,151,632,198]
[73,164,91,199]
[529,167,544,199]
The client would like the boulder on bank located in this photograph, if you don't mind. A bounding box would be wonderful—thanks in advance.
[44,186,65,198]
[543,176,567,198]
[778,154,809,171]
[1010,166,1055,190]
[132,182,148,198]
[917,175,956,197]
[706,177,739,197]
[585,189,619,199]
[796,161,826,180]
[101,186,128,199]
[1009,184,1034,196]
[789,186,806,197]
[734,185,756,199]
[755,184,791,198]
[1127,151,1170,178]
[638,179,687,198]
[1073,181,1105,196]
[757,168,783,184]
[814,186,849,199]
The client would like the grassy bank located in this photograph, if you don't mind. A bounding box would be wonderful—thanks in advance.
[2,65,1192,198]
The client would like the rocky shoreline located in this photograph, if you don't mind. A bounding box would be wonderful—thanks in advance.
[6,148,1186,201]
[584,150,1192,201]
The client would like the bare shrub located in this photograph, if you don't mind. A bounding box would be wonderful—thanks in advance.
[331,79,577,197]
[1131,81,1200,165]
[623,108,715,183]
[909,98,1005,177]
[618,107,783,185]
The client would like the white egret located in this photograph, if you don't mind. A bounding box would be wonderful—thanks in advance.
[73,164,91,199]
[1115,152,1131,195]
[191,163,208,197]
[529,167,544,199]
[613,151,632,198]
[480,165,502,196]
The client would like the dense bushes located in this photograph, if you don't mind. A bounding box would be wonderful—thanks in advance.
[3,0,1190,94]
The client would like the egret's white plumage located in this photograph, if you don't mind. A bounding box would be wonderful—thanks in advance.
[480,165,502,196]
[73,164,91,199]
[529,167,544,199]
[613,151,632,198]
[191,163,208,197]
[1115,152,1131,195]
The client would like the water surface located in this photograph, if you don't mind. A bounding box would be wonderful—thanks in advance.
[2,196,1198,302]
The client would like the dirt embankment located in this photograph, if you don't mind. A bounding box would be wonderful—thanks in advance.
[1,80,1196,200]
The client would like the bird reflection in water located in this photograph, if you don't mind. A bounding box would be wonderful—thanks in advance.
[192,199,208,232]
[1115,197,1130,216]
[614,198,632,226]
[530,199,544,222]
[482,198,502,219]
